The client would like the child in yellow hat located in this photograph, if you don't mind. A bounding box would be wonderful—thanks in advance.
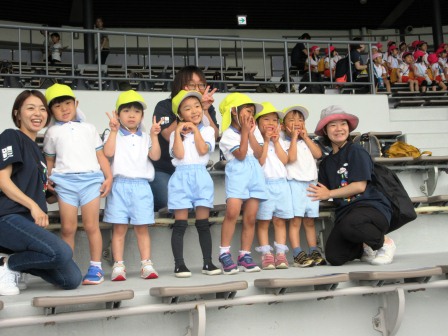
[43,83,112,285]
[168,90,221,278]
[102,90,162,281]
[254,102,293,270]
[218,93,266,274]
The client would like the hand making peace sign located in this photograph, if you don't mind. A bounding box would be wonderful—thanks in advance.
[106,110,120,132]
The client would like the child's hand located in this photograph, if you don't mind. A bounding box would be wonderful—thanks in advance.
[150,116,162,136]
[201,86,218,111]
[240,114,252,133]
[300,126,309,139]
[249,116,256,133]
[287,126,300,141]
[106,111,120,132]
[271,126,280,143]
[100,177,112,198]
[180,122,197,135]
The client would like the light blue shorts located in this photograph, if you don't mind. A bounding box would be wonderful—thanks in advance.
[257,178,294,220]
[51,171,104,207]
[225,156,267,201]
[289,180,319,218]
[103,178,155,225]
[168,165,214,210]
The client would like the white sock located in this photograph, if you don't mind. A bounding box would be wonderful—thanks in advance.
[90,261,102,269]
[219,246,230,255]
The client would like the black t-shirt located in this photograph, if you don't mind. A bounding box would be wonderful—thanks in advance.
[318,142,391,223]
[291,42,308,68]
[349,49,363,80]
[0,129,48,217]
[152,98,218,175]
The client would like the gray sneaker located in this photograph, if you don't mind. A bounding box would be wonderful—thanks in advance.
[293,251,314,268]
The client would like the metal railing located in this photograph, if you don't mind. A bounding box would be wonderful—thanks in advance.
[0,24,379,93]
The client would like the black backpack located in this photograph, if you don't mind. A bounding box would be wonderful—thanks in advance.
[372,163,417,233]
[353,133,382,158]
[334,57,350,81]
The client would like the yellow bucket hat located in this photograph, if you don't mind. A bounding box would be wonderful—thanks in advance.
[218,93,263,132]
[282,105,310,120]
[116,90,147,111]
[255,102,284,121]
[171,90,202,116]
[45,83,75,105]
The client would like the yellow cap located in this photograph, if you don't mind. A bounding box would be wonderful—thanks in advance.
[255,102,284,121]
[218,93,263,132]
[172,90,202,116]
[116,90,147,111]
[282,105,310,120]
[45,83,75,105]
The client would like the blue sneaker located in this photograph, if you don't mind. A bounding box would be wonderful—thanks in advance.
[219,252,239,275]
[82,266,104,285]
[237,253,261,273]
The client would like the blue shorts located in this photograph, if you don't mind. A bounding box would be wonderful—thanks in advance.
[257,178,293,220]
[103,178,155,225]
[51,171,104,207]
[168,165,214,210]
[289,180,319,218]
[225,156,267,201]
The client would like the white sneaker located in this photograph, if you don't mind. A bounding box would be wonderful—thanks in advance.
[0,263,20,296]
[111,263,126,281]
[13,271,28,290]
[371,240,396,265]
[360,245,377,264]
[141,261,158,279]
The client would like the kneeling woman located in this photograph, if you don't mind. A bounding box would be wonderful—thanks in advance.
[0,90,82,295]
[307,105,396,266]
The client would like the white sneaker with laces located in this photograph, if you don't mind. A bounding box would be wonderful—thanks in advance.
[360,245,377,264]
[371,240,396,265]
[0,262,20,296]
[141,261,158,279]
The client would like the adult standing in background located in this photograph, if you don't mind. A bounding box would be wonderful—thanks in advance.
[151,66,219,212]
[95,17,110,65]
[0,90,82,295]
[291,33,311,73]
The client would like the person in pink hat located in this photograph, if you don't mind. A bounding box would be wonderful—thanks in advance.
[413,50,434,92]
[305,46,321,73]
[386,45,399,84]
[307,105,396,266]
[372,53,391,92]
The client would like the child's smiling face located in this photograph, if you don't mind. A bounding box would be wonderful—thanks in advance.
[178,96,203,125]
[257,112,279,135]
[282,111,305,137]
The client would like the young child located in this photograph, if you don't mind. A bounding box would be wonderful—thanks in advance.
[254,102,293,270]
[282,105,324,267]
[323,46,341,79]
[428,53,447,91]
[103,90,161,281]
[218,93,266,274]
[372,53,391,93]
[168,90,221,278]
[305,46,320,73]
[413,50,434,92]
[386,45,399,84]
[49,33,62,65]
[43,84,112,285]
[398,52,419,92]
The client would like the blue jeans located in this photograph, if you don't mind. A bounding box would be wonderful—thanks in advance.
[149,171,172,212]
[0,214,82,290]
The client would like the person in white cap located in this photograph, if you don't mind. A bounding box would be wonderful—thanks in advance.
[308,105,396,266]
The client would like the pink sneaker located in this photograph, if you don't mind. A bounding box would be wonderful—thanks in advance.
[261,253,275,270]
[275,253,289,269]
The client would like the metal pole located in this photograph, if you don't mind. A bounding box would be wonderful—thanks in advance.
[432,0,443,48]
[283,41,290,93]
[83,0,95,64]
[194,37,199,67]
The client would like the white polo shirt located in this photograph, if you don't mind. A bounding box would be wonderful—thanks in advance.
[261,139,288,179]
[105,127,155,181]
[43,121,102,174]
[283,136,318,182]
[169,124,215,167]
[219,126,264,161]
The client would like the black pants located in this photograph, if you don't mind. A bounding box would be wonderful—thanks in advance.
[325,206,389,266]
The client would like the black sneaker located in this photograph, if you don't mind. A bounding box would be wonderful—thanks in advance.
[310,250,327,266]
[293,251,314,268]
[202,263,222,275]
[174,264,192,278]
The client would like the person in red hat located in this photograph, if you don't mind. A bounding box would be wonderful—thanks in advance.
[386,45,399,83]
[436,47,448,78]
[409,40,421,52]
[323,46,341,79]
[412,50,434,92]
[398,41,408,62]
[417,41,429,66]
[305,46,321,73]
[398,52,419,92]
[428,53,447,91]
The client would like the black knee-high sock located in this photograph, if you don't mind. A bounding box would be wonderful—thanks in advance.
[171,220,188,267]
[195,219,212,264]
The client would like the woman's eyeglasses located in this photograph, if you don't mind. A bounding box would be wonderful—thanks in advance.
[187,82,206,90]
